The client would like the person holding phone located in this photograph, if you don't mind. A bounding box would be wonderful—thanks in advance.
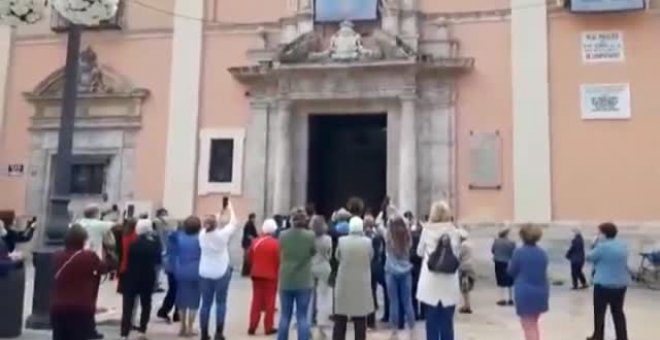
[198,198,238,340]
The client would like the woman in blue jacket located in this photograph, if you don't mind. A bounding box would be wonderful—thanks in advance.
[586,222,629,340]
[508,224,549,340]
[157,223,181,323]
[174,216,202,337]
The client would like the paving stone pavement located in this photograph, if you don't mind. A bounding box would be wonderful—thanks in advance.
[16,268,660,340]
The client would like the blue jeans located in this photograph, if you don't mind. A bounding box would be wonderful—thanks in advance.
[386,272,416,329]
[199,269,233,332]
[424,302,455,340]
[277,289,312,340]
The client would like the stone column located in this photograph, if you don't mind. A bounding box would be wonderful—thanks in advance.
[273,100,292,214]
[381,0,400,35]
[398,96,417,214]
[245,100,270,219]
[0,26,11,142]
[163,0,204,218]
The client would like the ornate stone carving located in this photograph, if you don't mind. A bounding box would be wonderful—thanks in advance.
[25,46,149,99]
[278,31,322,63]
[310,20,376,62]
[277,20,416,63]
[78,47,109,94]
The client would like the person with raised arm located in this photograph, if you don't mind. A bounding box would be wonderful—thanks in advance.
[198,200,238,340]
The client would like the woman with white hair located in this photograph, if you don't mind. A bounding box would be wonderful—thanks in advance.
[333,216,374,340]
[416,201,462,340]
[247,218,280,336]
[119,218,162,340]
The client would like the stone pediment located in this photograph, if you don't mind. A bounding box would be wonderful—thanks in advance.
[277,20,416,64]
[24,47,149,101]
[24,47,149,130]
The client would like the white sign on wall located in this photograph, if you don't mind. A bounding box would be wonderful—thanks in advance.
[582,31,624,63]
[581,83,631,120]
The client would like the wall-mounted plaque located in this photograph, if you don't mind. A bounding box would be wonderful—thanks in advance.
[582,31,624,63]
[469,131,502,190]
[581,83,631,120]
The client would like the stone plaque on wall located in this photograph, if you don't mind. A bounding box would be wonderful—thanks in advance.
[469,131,501,190]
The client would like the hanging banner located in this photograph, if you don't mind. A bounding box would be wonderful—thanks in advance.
[315,0,378,22]
[570,0,645,12]
[582,31,624,63]
[581,83,631,120]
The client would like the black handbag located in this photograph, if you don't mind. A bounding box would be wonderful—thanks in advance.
[426,234,460,274]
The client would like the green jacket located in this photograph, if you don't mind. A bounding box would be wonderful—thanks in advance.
[278,228,316,290]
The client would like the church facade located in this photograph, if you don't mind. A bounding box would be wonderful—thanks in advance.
[2,0,660,227]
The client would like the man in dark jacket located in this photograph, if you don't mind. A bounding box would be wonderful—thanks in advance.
[241,213,258,277]
[0,212,36,253]
[566,229,588,290]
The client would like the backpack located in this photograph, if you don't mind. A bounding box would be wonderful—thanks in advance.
[426,233,459,274]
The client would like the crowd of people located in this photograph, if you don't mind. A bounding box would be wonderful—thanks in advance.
[38,195,638,340]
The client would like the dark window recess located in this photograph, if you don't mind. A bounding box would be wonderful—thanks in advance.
[70,163,105,195]
[208,139,234,183]
[51,0,126,32]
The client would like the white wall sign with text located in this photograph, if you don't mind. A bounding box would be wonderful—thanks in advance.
[0,164,25,177]
[581,83,631,120]
[582,31,624,63]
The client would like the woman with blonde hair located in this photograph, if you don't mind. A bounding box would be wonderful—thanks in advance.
[309,215,333,339]
[199,202,238,340]
[508,224,549,340]
[416,201,461,340]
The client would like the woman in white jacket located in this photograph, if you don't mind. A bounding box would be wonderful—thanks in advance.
[416,201,461,340]
[198,202,237,340]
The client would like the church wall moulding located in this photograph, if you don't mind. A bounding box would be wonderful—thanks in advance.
[228,20,474,102]
[23,46,150,131]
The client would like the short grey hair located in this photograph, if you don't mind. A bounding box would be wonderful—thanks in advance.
[83,204,100,219]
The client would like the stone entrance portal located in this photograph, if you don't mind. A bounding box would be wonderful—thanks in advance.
[230,18,474,218]
[307,114,387,217]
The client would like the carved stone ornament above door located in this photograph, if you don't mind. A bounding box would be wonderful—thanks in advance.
[24,46,150,131]
[278,20,416,63]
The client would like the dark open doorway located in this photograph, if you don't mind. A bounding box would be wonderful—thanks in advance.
[307,114,387,218]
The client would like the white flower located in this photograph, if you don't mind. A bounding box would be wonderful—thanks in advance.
[52,0,119,26]
[0,0,46,26]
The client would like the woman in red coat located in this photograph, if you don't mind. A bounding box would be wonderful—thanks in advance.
[247,219,280,335]
[51,224,108,340]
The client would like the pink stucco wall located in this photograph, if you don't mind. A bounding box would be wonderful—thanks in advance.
[209,0,290,23]
[454,21,514,222]
[194,33,257,218]
[420,0,510,13]
[549,14,660,221]
[0,35,172,215]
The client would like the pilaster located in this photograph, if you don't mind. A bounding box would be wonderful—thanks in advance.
[162,0,204,218]
[273,99,293,214]
[245,100,271,219]
[398,94,418,214]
